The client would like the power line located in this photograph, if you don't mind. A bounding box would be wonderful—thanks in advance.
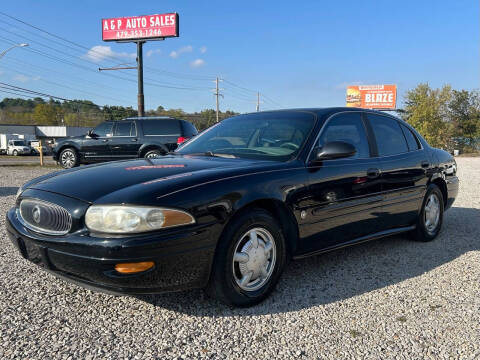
[0,12,216,82]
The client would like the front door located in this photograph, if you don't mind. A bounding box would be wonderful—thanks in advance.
[108,121,139,159]
[299,112,382,254]
[81,122,113,161]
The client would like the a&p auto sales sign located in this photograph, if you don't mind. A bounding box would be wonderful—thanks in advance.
[102,13,179,41]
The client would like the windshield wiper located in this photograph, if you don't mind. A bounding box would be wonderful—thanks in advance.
[204,151,236,158]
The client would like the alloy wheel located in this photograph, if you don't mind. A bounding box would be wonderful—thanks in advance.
[61,150,76,168]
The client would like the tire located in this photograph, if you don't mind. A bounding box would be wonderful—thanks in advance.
[411,184,444,242]
[144,149,164,159]
[206,208,287,307]
[59,148,79,169]
[13,150,18,156]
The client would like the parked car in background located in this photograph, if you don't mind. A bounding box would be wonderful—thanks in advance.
[6,139,32,156]
[0,134,34,155]
[7,108,458,307]
[28,140,50,156]
[52,117,198,168]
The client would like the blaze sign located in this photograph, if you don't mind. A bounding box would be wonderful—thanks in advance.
[102,13,179,41]
[346,85,397,109]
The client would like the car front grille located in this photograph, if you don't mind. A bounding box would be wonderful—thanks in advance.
[18,198,72,235]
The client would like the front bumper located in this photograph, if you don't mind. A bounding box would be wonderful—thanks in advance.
[6,207,218,294]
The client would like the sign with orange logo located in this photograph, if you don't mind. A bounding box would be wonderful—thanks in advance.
[346,85,397,109]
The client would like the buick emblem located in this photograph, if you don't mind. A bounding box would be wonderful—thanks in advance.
[32,205,41,224]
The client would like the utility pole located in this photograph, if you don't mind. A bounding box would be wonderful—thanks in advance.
[137,41,145,117]
[213,77,223,122]
[256,92,260,112]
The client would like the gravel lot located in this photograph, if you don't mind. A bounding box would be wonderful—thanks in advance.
[0,158,479,359]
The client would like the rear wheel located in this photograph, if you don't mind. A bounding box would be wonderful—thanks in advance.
[144,149,164,159]
[206,209,286,307]
[59,148,79,169]
[411,184,444,242]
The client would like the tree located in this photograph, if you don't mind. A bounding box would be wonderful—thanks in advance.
[402,83,453,150]
[33,103,64,125]
[448,90,480,152]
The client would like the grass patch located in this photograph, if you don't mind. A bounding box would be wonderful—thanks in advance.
[396,316,407,322]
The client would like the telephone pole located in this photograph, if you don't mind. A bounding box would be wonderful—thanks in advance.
[256,92,260,112]
[213,77,223,122]
[137,41,145,117]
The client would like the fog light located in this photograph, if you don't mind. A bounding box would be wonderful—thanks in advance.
[114,261,154,274]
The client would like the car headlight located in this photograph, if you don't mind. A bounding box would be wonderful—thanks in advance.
[85,205,195,234]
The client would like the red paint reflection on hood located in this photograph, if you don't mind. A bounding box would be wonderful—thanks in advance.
[125,164,186,171]
[142,172,193,185]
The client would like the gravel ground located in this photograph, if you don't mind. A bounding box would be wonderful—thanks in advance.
[0,158,479,359]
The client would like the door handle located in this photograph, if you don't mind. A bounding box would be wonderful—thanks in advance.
[421,161,429,168]
[131,138,138,142]
[367,168,380,179]
[102,139,109,143]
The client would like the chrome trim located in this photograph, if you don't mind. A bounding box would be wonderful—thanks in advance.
[18,198,72,235]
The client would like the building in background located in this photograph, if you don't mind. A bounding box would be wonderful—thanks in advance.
[0,124,89,140]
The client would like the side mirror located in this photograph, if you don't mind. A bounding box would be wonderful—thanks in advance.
[87,129,98,138]
[313,141,356,162]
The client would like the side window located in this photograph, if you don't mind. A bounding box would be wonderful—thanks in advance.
[113,121,135,136]
[318,112,370,159]
[93,122,113,137]
[400,124,420,151]
[142,120,181,136]
[368,115,408,156]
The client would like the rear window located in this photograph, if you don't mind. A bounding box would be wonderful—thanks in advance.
[181,121,198,137]
[142,120,181,136]
[400,124,420,151]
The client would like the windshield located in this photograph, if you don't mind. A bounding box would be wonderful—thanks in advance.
[13,141,26,146]
[176,112,316,161]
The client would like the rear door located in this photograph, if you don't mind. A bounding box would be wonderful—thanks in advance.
[366,113,429,229]
[108,120,139,159]
[301,111,382,253]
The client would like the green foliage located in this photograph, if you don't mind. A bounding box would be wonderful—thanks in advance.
[0,97,239,131]
[33,103,64,125]
[402,84,480,152]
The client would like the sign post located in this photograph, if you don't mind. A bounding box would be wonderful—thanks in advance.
[137,41,145,116]
[102,13,179,116]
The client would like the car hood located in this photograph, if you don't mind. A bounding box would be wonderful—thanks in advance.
[25,155,286,203]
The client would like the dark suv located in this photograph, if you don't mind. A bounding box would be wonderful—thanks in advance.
[53,117,197,168]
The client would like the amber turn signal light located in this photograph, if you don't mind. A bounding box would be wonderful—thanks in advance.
[115,261,154,274]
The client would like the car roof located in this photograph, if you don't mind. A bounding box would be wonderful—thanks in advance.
[123,116,179,121]
[229,107,403,120]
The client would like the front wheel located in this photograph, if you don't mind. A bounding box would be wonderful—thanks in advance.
[59,148,79,169]
[411,184,444,242]
[206,209,286,307]
[12,150,18,156]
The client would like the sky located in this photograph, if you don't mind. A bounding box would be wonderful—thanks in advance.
[0,0,478,113]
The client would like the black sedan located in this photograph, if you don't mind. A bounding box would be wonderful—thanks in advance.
[6,108,459,307]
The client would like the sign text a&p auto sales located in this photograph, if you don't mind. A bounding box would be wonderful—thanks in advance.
[102,13,179,41]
